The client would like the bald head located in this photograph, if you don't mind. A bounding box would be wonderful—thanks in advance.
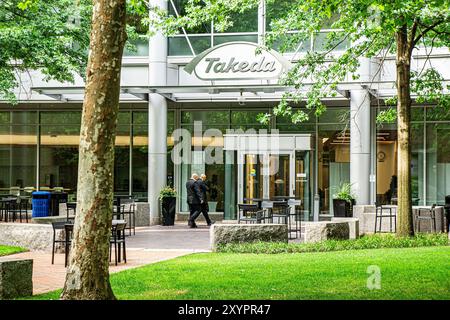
[191,173,199,180]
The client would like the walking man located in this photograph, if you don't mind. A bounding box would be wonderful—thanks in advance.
[196,174,214,226]
[186,173,203,228]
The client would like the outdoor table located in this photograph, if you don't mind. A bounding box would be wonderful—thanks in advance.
[63,220,126,267]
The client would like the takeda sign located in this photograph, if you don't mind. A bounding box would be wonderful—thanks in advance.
[184,42,292,81]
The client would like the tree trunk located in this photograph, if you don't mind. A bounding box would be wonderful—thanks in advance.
[60,0,127,300]
[395,26,413,237]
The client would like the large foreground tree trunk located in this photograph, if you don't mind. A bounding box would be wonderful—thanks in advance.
[395,25,414,237]
[61,0,127,300]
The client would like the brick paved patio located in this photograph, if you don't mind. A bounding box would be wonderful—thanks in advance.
[5,223,211,295]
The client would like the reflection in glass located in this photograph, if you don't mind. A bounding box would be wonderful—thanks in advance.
[426,123,450,205]
[295,151,312,221]
[115,124,130,195]
[269,154,290,197]
[243,154,263,201]
[318,126,350,215]
[40,124,79,192]
[0,112,37,191]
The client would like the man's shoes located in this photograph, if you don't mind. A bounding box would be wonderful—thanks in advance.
[207,220,216,226]
[189,223,198,228]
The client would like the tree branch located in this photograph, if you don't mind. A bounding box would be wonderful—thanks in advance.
[413,19,446,45]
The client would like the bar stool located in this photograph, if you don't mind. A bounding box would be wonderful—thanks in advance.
[414,204,437,233]
[374,202,396,233]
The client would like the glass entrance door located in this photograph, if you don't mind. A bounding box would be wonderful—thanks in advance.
[239,151,311,220]
[269,154,292,198]
[240,152,295,201]
[242,154,264,202]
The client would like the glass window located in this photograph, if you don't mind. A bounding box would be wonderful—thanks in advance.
[220,9,258,33]
[169,0,211,34]
[40,111,81,125]
[124,38,149,57]
[426,123,450,205]
[411,123,424,204]
[181,111,229,125]
[40,123,79,193]
[411,107,424,122]
[426,106,450,121]
[318,124,350,215]
[265,0,292,31]
[132,124,147,198]
[133,111,147,126]
[376,128,398,204]
[168,36,211,56]
[114,125,130,195]
[317,107,350,124]
[0,121,37,190]
[313,32,349,52]
[213,34,258,45]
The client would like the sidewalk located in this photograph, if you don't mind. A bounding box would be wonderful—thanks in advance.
[8,223,211,295]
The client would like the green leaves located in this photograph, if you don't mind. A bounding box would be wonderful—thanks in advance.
[0,0,92,102]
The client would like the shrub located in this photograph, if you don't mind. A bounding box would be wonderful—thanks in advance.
[217,233,449,254]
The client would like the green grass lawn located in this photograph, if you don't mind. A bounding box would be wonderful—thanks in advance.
[0,245,26,257]
[32,246,450,300]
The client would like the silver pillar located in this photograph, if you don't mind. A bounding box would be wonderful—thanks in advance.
[148,0,168,225]
[350,89,371,205]
[258,0,266,45]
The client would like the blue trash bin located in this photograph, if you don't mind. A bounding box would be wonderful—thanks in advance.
[32,191,51,218]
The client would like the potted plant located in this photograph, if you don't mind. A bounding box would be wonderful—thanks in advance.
[332,183,356,217]
[159,186,177,226]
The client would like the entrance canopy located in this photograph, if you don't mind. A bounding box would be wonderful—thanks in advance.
[31,81,407,103]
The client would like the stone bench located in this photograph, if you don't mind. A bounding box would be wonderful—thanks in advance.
[210,223,288,251]
[302,220,354,243]
[0,258,33,299]
[0,223,63,252]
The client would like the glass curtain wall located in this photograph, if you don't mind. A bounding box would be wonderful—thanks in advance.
[275,107,350,217]
[178,108,271,216]
[40,111,80,192]
[168,0,258,56]
[0,112,37,191]
[0,108,149,198]
[375,106,450,206]
[425,107,450,205]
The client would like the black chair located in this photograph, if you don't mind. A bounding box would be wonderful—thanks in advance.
[121,200,136,236]
[2,198,18,223]
[414,204,437,233]
[238,203,264,224]
[66,202,77,222]
[269,201,290,224]
[8,197,30,223]
[112,204,125,220]
[374,202,396,233]
[51,222,71,265]
[287,199,302,240]
[110,222,127,266]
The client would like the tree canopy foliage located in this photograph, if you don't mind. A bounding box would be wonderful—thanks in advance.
[0,0,91,102]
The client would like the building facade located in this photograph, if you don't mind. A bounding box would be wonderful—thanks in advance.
[1,0,450,222]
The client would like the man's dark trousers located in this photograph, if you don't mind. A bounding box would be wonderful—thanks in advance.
[189,203,202,226]
[200,202,212,225]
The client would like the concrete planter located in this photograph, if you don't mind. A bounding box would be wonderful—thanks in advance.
[0,258,33,299]
[210,224,288,251]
